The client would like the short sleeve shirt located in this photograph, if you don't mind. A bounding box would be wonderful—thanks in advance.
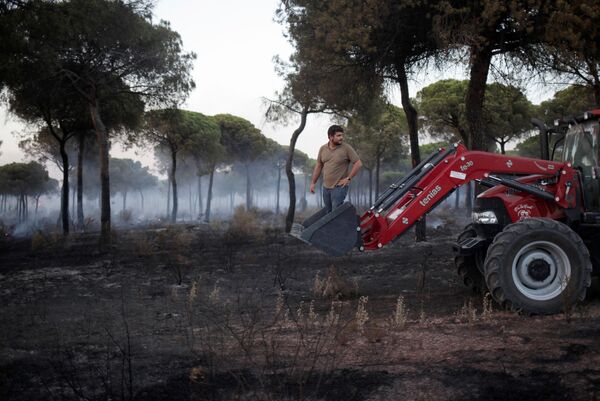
[317,143,360,189]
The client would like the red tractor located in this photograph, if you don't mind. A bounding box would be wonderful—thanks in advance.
[292,110,600,314]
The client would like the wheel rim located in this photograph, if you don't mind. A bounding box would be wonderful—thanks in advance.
[511,240,571,301]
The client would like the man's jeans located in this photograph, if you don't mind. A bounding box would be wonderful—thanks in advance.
[323,185,348,213]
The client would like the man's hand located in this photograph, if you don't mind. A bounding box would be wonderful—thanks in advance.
[338,177,351,187]
[310,182,316,193]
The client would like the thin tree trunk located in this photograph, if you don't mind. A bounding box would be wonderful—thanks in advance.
[285,107,308,232]
[368,168,373,205]
[465,46,493,151]
[245,164,252,210]
[318,182,322,208]
[466,181,473,217]
[396,61,425,241]
[588,60,600,106]
[197,175,203,218]
[302,173,307,212]
[76,131,85,229]
[167,178,171,217]
[122,191,127,212]
[204,167,215,223]
[170,149,178,223]
[276,166,281,214]
[375,155,381,199]
[455,185,460,209]
[59,140,70,234]
[139,189,144,212]
[90,102,110,245]
[188,184,192,217]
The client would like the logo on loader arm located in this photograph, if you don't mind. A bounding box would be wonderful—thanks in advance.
[419,185,442,207]
[514,204,534,220]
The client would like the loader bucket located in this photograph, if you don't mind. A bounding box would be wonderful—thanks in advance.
[290,202,362,256]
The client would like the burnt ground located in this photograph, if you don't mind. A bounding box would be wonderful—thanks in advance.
[1,212,600,401]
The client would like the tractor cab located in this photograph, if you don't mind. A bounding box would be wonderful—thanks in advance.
[557,110,600,212]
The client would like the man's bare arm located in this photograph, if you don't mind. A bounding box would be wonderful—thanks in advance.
[309,161,323,193]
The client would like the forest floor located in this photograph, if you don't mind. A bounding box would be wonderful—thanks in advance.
[1,207,600,401]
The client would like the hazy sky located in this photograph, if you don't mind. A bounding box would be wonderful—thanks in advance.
[0,0,558,175]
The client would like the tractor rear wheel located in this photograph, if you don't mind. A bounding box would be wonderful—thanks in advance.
[454,224,486,293]
[484,218,592,314]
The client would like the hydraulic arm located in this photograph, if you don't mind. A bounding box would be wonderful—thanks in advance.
[359,143,579,250]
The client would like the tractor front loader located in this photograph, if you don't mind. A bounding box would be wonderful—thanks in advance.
[292,110,600,314]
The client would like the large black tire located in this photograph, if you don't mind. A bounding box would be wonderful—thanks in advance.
[454,224,486,293]
[484,218,592,314]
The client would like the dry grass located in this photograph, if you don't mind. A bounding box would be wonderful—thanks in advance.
[390,296,409,330]
[312,264,359,300]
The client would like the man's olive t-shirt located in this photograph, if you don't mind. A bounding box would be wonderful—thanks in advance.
[317,143,360,189]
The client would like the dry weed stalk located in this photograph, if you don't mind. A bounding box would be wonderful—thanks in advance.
[312,265,357,300]
[312,272,324,296]
[208,282,220,303]
[457,298,478,322]
[308,300,318,325]
[275,290,285,317]
[296,301,305,323]
[390,295,408,330]
[274,290,292,328]
[355,296,369,334]
[482,292,493,321]
[188,280,199,306]
[324,301,341,327]
[419,300,426,324]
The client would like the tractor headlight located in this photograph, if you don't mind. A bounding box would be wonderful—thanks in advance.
[472,210,498,224]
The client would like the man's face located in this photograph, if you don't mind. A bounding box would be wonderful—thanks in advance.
[330,132,344,145]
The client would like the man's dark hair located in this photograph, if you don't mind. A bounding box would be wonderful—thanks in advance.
[327,125,344,138]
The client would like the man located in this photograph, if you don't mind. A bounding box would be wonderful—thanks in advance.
[310,124,363,212]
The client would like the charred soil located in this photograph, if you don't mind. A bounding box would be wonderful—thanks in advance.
[1,218,599,400]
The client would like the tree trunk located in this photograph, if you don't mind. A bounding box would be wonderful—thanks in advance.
[139,189,144,212]
[301,173,307,212]
[588,59,600,107]
[170,149,178,223]
[167,178,171,217]
[122,191,127,212]
[76,131,85,230]
[285,107,308,232]
[318,182,322,208]
[71,187,75,219]
[368,168,373,206]
[396,60,426,241]
[455,185,460,209]
[197,175,203,218]
[275,165,281,214]
[204,166,215,223]
[375,155,381,199]
[465,46,493,151]
[59,140,70,234]
[245,163,252,210]
[466,181,473,217]
[90,102,110,245]
[500,140,506,155]
[188,184,193,217]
